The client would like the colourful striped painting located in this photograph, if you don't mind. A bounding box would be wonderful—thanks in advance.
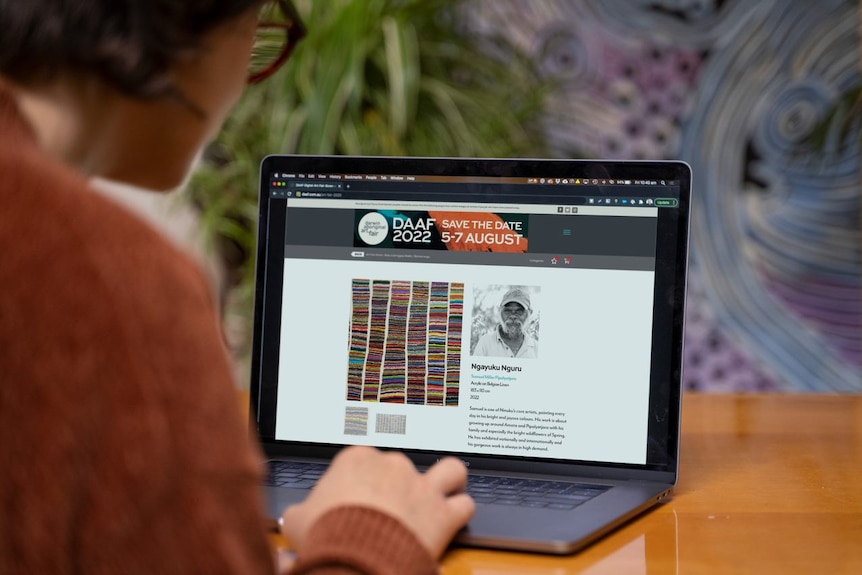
[347,279,464,406]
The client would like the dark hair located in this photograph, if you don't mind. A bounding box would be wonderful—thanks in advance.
[0,0,262,99]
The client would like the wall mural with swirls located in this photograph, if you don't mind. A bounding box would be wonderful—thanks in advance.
[472,0,861,391]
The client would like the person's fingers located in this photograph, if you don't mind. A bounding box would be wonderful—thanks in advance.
[276,548,296,575]
[281,448,474,559]
[381,449,416,470]
[279,504,310,547]
[424,457,469,494]
[445,492,476,526]
[332,444,375,466]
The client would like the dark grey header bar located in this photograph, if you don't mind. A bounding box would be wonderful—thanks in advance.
[284,246,655,272]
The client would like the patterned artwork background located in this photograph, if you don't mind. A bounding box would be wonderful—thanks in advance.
[471,0,861,392]
[375,413,408,435]
[347,279,464,405]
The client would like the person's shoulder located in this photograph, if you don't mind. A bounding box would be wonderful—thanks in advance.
[2,148,211,309]
[473,326,498,354]
[0,145,220,397]
[0,139,250,470]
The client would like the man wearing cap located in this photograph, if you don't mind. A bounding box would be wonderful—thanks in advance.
[473,288,538,359]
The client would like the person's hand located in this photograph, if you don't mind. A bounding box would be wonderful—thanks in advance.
[279,446,475,559]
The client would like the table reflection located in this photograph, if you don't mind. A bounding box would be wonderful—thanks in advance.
[441,508,678,575]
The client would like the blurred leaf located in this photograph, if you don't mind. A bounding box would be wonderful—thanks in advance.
[186,0,551,361]
[799,82,862,163]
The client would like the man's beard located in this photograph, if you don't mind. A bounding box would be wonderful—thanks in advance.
[502,319,523,337]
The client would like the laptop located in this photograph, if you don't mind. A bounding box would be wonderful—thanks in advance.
[249,155,691,554]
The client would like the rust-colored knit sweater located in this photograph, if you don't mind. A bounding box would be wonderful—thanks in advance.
[0,88,437,575]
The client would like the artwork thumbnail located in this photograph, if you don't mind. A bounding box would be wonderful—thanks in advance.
[347,279,464,406]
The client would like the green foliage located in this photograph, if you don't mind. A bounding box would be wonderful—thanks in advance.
[802,83,862,159]
[186,0,550,355]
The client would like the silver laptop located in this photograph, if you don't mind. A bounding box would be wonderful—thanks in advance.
[249,155,691,554]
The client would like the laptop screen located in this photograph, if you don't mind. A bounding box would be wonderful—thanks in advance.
[251,156,690,474]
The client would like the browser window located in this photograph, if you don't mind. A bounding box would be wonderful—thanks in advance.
[269,173,673,465]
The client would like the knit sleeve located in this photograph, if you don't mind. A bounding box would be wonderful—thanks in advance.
[288,506,438,575]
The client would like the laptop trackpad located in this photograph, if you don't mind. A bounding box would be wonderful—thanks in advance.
[264,485,308,521]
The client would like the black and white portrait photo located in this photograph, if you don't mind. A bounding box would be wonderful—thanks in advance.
[471,285,540,359]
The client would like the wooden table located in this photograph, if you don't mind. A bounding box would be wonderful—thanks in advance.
[440,393,862,574]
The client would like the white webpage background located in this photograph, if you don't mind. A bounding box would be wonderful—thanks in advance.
[274,258,655,465]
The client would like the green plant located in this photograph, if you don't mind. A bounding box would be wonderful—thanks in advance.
[187,0,551,364]
[802,83,862,158]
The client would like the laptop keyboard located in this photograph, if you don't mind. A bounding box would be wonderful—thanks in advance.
[466,475,608,510]
[266,461,328,489]
[266,461,609,510]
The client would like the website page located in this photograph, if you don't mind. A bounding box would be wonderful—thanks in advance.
[272,189,660,466]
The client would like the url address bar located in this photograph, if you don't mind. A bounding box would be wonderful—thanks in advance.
[287,197,532,212]
[352,199,527,211]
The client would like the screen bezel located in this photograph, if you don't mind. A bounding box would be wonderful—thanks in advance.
[249,155,690,485]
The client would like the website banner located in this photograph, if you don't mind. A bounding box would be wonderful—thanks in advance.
[355,210,529,252]
[286,207,659,261]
